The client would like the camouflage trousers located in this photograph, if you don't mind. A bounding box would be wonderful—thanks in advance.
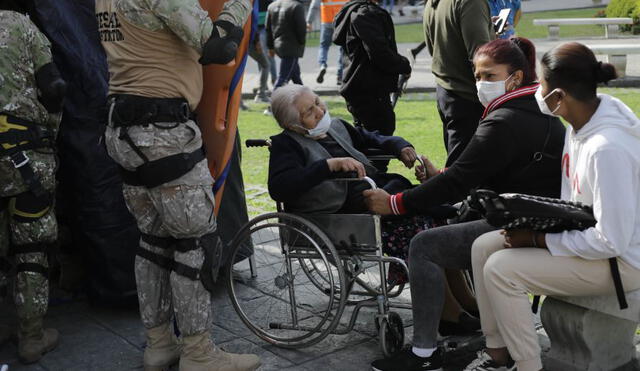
[105,119,217,336]
[0,152,57,322]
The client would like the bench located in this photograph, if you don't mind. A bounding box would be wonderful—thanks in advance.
[401,5,424,19]
[586,44,640,78]
[533,18,633,40]
[540,291,640,371]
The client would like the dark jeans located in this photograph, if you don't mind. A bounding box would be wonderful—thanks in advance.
[408,219,496,348]
[274,57,302,89]
[436,85,484,167]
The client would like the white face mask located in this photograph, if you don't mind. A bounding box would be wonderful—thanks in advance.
[305,109,331,138]
[476,74,514,107]
[535,86,561,117]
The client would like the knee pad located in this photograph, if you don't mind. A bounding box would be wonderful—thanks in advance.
[8,192,51,223]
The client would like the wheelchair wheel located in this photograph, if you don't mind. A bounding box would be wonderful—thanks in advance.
[226,212,347,348]
[379,311,404,358]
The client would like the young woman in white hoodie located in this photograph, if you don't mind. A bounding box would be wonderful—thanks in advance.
[463,42,640,371]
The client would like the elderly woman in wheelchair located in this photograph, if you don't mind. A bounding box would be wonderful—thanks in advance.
[225,84,479,355]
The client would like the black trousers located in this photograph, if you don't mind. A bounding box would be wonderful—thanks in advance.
[436,85,484,167]
[346,93,395,136]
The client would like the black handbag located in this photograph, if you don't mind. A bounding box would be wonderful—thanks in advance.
[468,189,627,310]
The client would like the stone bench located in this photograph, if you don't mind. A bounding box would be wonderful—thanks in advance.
[533,18,633,40]
[401,5,424,19]
[540,290,640,371]
[586,44,640,78]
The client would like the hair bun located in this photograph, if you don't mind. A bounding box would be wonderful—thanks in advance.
[595,61,618,84]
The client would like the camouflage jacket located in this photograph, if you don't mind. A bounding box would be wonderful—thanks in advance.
[115,0,252,52]
[0,11,57,197]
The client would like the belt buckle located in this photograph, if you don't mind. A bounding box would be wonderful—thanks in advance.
[9,151,29,168]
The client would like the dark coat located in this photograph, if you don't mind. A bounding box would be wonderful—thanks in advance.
[268,119,411,209]
[332,0,411,100]
[402,91,566,214]
[266,0,306,58]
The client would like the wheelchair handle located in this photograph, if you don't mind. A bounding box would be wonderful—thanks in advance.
[246,139,271,148]
[331,175,378,190]
[416,155,426,170]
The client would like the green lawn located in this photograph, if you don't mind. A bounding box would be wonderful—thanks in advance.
[306,6,619,46]
[237,88,640,216]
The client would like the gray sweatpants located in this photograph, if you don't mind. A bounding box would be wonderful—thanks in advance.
[408,219,496,348]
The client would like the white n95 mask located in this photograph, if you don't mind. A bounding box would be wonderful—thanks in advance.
[535,86,562,117]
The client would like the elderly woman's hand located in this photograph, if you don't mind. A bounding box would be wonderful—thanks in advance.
[327,157,366,178]
[399,147,418,168]
[363,189,393,215]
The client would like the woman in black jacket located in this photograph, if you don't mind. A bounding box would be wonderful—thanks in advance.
[368,37,566,371]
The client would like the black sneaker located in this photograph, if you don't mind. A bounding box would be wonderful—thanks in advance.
[463,350,516,371]
[371,346,443,371]
[316,65,327,83]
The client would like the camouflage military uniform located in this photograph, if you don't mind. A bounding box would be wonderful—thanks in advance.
[98,0,251,338]
[0,10,58,326]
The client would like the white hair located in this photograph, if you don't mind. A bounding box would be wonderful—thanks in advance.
[270,84,313,131]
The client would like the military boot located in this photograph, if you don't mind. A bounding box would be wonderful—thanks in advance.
[17,317,58,364]
[179,331,260,371]
[144,322,181,371]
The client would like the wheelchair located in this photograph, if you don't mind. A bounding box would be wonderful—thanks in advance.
[225,139,425,357]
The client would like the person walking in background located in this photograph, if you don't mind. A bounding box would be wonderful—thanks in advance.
[306,0,347,85]
[333,0,411,138]
[267,0,307,88]
[424,0,494,167]
[251,0,275,102]
[259,0,278,87]
[489,0,521,39]
[382,0,395,14]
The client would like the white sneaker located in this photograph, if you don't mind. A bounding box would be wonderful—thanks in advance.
[463,350,516,371]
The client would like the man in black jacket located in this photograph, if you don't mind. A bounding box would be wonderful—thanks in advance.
[266,0,306,88]
[333,0,410,137]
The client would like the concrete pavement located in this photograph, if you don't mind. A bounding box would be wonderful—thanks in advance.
[241,37,640,98]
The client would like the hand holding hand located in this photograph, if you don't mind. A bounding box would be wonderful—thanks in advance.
[327,157,366,178]
[363,189,393,215]
[399,146,417,168]
[269,49,275,58]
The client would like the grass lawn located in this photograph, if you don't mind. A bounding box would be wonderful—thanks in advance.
[237,88,640,215]
[306,6,618,46]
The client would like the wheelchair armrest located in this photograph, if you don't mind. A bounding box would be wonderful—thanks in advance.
[362,148,398,161]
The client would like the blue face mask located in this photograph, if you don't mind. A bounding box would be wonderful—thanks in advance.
[305,110,331,138]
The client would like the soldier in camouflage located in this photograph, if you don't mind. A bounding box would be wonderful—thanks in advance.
[95,0,260,370]
[0,5,66,365]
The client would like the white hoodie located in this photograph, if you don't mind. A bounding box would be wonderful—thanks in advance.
[546,94,640,269]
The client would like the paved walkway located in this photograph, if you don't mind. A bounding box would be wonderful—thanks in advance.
[241,36,640,97]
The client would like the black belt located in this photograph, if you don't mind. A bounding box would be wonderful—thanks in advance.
[119,146,206,188]
[0,114,55,156]
[108,94,191,127]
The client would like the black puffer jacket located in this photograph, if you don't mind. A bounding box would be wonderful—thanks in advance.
[266,0,306,58]
[401,89,566,214]
[333,0,411,100]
